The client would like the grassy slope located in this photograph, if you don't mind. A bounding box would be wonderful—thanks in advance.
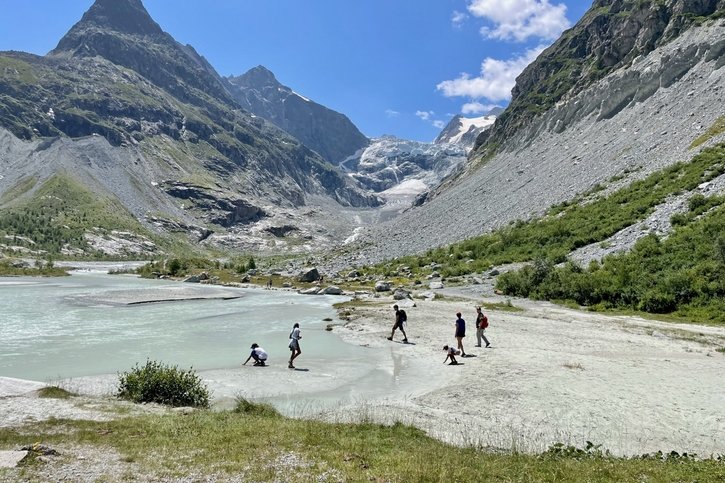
[0,174,200,258]
[364,144,724,323]
[1,408,722,482]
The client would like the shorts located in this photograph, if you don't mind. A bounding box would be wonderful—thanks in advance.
[455,331,465,338]
[289,339,300,351]
[394,321,404,330]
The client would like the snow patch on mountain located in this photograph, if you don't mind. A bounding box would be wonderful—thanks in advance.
[435,114,497,148]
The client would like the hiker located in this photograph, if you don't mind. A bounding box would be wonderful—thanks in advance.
[266,278,273,289]
[243,343,268,366]
[475,307,491,348]
[387,304,408,342]
[443,345,461,365]
[288,322,302,369]
[455,312,466,356]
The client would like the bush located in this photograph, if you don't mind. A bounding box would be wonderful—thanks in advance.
[117,360,210,408]
[234,396,280,417]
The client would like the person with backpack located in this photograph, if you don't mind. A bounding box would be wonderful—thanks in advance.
[387,304,408,343]
[475,306,491,348]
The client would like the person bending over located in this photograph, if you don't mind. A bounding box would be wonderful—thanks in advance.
[443,345,461,365]
[243,343,268,366]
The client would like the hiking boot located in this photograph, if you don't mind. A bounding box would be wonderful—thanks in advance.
[475,344,481,347]
[387,337,393,341]
[288,363,295,369]
[449,361,458,365]
[485,343,491,348]
[402,338,408,343]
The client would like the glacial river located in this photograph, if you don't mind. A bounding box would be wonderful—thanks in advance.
[0,270,438,413]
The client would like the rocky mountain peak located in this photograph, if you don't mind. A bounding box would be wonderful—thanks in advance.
[50,0,234,107]
[226,67,370,164]
[54,0,163,50]
[230,65,281,89]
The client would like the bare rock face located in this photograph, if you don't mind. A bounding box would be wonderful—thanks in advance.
[474,0,725,157]
[298,268,321,283]
[226,66,370,165]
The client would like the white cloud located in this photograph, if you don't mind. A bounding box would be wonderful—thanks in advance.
[451,10,468,27]
[385,109,400,118]
[461,102,500,115]
[468,0,570,42]
[416,110,446,130]
[436,46,544,101]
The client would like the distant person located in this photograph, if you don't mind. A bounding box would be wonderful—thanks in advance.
[288,322,302,369]
[243,343,268,367]
[387,304,408,343]
[443,345,461,365]
[266,278,273,289]
[454,312,466,356]
[475,307,491,348]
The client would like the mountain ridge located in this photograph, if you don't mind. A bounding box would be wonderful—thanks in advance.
[226,65,370,164]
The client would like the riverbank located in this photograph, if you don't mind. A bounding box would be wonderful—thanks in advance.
[2,288,723,458]
[329,293,725,456]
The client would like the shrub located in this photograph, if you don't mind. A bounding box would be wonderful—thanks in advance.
[117,360,210,408]
[234,397,280,417]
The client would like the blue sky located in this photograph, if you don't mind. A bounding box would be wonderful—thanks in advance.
[0,0,591,142]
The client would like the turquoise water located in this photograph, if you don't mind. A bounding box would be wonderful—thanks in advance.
[0,272,365,381]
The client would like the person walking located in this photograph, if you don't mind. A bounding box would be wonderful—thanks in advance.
[475,307,491,348]
[387,304,408,343]
[243,343,268,366]
[442,345,461,365]
[288,323,302,369]
[454,312,466,357]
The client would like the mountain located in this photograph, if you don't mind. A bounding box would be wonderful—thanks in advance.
[335,1,725,267]
[226,66,369,164]
[434,112,498,149]
[0,0,378,258]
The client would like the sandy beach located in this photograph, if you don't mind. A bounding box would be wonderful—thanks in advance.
[1,286,724,458]
[327,291,725,456]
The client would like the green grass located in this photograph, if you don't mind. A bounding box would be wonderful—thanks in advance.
[36,387,76,400]
[0,408,722,482]
[0,259,68,277]
[370,145,725,279]
[691,116,725,148]
[497,200,725,325]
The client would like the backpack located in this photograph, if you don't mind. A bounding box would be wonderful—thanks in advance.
[399,309,407,323]
[480,314,489,329]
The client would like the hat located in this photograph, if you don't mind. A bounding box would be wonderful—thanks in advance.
[250,343,259,349]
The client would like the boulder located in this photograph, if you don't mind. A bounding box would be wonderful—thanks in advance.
[183,272,209,283]
[472,277,484,285]
[323,286,343,295]
[489,269,500,276]
[375,281,392,292]
[298,268,321,282]
[240,275,250,283]
[429,281,444,290]
[0,451,28,468]
[393,288,411,300]
[299,287,321,295]
[347,270,362,278]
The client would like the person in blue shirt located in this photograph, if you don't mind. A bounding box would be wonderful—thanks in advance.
[454,312,466,357]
